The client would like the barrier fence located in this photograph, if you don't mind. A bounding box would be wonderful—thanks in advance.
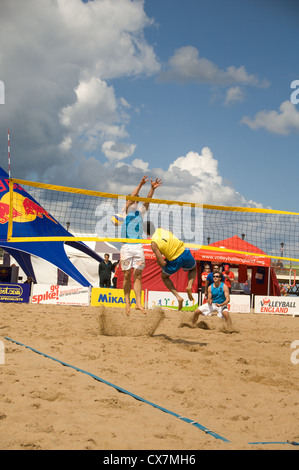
[0,284,298,315]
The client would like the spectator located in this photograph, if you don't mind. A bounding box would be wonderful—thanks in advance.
[99,253,113,288]
[24,276,35,295]
[222,264,235,293]
[280,284,288,296]
[112,260,120,288]
[201,263,211,295]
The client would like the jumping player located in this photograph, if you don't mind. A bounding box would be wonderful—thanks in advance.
[120,177,162,316]
[144,221,197,311]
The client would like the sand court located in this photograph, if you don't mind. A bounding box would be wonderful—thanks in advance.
[98,305,165,337]
[0,302,299,450]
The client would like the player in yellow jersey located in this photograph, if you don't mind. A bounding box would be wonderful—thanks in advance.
[144,222,197,310]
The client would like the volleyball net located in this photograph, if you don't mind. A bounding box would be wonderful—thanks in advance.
[4,178,299,263]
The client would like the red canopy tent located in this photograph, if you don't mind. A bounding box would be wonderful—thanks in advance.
[191,235,279,296]
[192,235,271,267]
[116,236,279,296]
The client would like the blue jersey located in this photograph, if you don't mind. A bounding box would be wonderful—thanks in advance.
[211,282,226,304]
[121,210,143,241]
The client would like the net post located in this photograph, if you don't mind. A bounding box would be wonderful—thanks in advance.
[7,178,14,241]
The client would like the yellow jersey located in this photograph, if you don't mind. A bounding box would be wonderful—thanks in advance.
[152,228,185,261]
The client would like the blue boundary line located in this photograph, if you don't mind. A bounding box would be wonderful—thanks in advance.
[6,337,299,448]
[4,337,230,444]
[248,441,299,446]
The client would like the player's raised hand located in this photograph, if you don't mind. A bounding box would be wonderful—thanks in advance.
[140,176,149,186]
[151,178,163,189]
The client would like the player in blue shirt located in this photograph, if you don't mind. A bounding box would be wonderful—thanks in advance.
[119,176,162,315]
[193,271,233,328]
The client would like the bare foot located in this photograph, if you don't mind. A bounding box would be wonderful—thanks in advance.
[125,304,131,316]
[186,287,194,301]
[136,305,147,315]
[178,298,184,311]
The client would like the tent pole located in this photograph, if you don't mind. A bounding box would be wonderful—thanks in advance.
[145,289,148,309]
[267,264,271,296]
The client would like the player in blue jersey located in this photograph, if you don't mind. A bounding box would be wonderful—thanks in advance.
[192,272,233,328]
[120,176,162,315]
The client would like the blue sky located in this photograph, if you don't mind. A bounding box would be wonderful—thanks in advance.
[0,0,298,211]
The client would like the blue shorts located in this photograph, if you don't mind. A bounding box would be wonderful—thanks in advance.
[162,249,196,276]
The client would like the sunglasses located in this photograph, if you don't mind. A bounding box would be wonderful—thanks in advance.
[213,275,220,278]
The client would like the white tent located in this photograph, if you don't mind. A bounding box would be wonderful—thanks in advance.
[9,239,120,287]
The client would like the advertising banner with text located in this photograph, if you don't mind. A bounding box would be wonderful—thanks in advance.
[255,296,299,315]
[0,283,30,303]
[31,284,90,306]
[91,288,143,308]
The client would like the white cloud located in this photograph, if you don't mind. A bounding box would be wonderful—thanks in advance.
[241,100,299,135]
[164,148,262,207]
[224,86,245,106]
[158,46,269,88]
[0,1,263,210]
[0,0,159,177]
[59,77,128,151]
[130,159,150,171]
[112,147,262,208]
[102,141,136,161]
[59,136,72,152]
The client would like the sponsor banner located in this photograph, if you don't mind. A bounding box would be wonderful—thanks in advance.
[91,288,144,308]
[31,284,90,306]
[0,283,30,303]
[227,295,251,313]
[255,296,299,315]
[148,291,198,311]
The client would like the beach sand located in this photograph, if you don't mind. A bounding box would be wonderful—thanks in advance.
[0,302,298,451]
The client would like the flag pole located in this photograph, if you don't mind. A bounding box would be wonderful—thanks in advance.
[7,128,11,178]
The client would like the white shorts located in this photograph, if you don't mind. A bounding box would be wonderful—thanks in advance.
[120,244,145,271]
[199,303,228,318]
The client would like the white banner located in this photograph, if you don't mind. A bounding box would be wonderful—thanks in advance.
[227,295,251,313]
[31,284,90,306]
[148,291,251,313]
[148,291,198,311]
[255,296,299,315]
